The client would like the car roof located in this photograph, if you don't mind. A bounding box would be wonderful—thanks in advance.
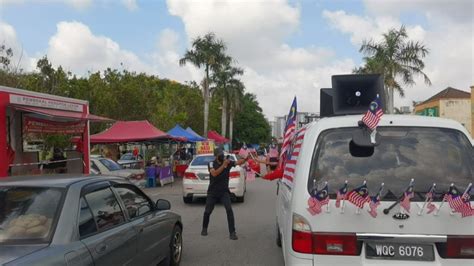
[307,114,473,143]
[0,175,125,188]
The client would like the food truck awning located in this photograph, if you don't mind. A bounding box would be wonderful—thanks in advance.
[11,105,112,121]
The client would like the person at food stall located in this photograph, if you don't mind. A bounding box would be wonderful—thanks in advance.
[44,148,67,173]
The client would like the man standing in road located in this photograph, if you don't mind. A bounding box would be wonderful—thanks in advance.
[202,147,248,240]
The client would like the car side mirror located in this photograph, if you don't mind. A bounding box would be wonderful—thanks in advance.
[156,199,171,211]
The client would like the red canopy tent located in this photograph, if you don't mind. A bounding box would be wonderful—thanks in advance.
[207,130,230,144]
[91,120,171,143]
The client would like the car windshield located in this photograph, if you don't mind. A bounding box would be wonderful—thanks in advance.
[100,159,122,171]
[308,127,474,201]
[191,154,236,166]
[0,187,63,244]
[120,154,135,161]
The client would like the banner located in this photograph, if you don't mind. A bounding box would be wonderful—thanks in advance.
[23,116,86,134]
[196,141,215,155]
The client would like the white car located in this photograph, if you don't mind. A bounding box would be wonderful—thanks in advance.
[91,156,145,179]
[117,153,144,169]
[182,153,246,203]
[276,115,474,265]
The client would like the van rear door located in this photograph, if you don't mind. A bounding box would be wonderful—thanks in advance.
[299,127,474,264]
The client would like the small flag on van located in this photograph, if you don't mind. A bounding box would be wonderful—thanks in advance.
[336,181,348,208]
[307,182,329,216]
[400,180,415,213]
[347,182,370,209]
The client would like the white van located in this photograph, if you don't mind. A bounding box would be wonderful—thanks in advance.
[276,114,474,265]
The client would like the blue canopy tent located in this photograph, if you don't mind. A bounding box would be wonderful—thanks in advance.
[167,124,205,142]
[185,127,205,140]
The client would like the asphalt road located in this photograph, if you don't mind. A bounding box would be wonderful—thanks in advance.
[144,177,285,266]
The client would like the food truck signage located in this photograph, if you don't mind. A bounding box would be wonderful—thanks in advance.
[10,94,84,112]
[196,141,215,155]
[23,116,86,134]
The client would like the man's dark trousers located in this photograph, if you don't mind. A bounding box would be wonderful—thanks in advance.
[202,192,235,233]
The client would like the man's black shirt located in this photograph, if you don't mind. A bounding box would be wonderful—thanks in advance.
[208,159,236,196]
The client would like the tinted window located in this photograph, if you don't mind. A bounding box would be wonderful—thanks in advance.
[78,197,97,237]
[91,162,100,173]
[120,154,134,161]
[114,186,152,219]
[308,127,474,200]
[100,159,122,171]
[84,188,125,231]
[0,187,63,244]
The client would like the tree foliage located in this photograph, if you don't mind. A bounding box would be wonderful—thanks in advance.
[233,93,271,145]
[355,26,431,113]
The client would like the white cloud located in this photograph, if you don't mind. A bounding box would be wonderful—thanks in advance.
[122,0,137,11]
[47,21,150,74]
[150,28,202,82]
[0,21,35,72]
[166,0,354,119]
[322,10,425,46]
[323,7,473,109]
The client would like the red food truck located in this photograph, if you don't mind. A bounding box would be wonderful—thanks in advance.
[0,85,109,177]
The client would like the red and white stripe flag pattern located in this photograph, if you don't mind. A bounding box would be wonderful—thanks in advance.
[282,127,306,188]
[347,183,370,209]
[307,196,329,216]
[426,191,437,214]
[444,183,473,217]
[280,97,297,167]
[362,96,384,130]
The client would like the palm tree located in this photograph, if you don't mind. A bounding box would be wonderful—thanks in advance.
[355,26,431,113]
[227,79,245,147]
[179,33,228,137]
[211,59,243,138]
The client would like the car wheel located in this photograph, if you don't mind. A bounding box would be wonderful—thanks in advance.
[183,196,192,204]
[236,195,245,203]
[169,225,183,266]
[276,223,282,247]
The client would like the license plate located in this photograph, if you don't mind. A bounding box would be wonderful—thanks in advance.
[365,242,434,261]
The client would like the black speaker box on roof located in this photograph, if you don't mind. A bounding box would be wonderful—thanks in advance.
[320,88,334,117]
[331,74,385,115]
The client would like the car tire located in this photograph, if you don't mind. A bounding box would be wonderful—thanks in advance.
[183,196,193,204]
[167,225,183,266]
[236,195,245,203]
[276,223,282,247]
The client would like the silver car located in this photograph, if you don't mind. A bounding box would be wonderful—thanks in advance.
[0,175,183,266]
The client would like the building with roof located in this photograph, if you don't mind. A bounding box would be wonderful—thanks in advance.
[414,87,472,136]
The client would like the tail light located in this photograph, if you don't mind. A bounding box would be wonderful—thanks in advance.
[184,172,198,180]
[444,236,474,258]
[313,233,359,255]
[292,213,360,256]
[292,213,313,253]
[229,171,240,179]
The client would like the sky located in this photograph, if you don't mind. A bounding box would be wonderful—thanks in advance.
[1,0,473,120]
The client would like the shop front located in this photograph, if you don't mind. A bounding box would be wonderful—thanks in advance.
[0,86,109,177]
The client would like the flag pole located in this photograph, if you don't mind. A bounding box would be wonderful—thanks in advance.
[435,183,454,216]
[326,181,330,213]
[341,180,348,214]
[418,183,436,216]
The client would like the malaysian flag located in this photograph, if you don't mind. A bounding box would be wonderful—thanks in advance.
[307,182,329,216]
[423,184,438,214]
[280,97,297,167]
[400,180,415,213]
[445,184,474,217]
[362,95,384,130]
[282,127,306,187]
[336,181,348,208]
[347,182,370,208]
[368,183,384,218]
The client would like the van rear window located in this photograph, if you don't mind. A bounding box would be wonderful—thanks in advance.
[308,127,474,201]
